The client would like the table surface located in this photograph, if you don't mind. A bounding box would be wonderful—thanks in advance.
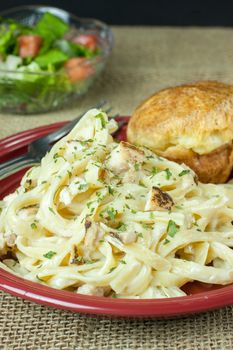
[1,26,233,350]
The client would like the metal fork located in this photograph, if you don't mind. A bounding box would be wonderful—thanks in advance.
[0,101,121,180]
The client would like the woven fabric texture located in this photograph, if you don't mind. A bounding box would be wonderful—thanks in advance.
[1,26,233,349]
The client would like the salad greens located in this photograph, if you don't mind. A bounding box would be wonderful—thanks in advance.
[0,12,101,113]
[0,12,97,68]
[35,49,69,68]
[36,12,69,39]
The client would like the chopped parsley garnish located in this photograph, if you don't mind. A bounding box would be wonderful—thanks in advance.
[75,139,93,146]
[108,186,115,195]
[100,207,118,221]
[98,143,107,149]
[163,239,170,245]
[175,205,183,209]
[31,222,37,230]
[67,170,72,179]
[43,251,56,259]
[120,260,127,264]
[117,222,127,232]
[167,220,179,237]
[86,150,96,156]
[178,170,190,177]
[72,256,84,264]
[53,153,66,163]
[164,168,172,180]
[150,212,155,219]
[107,208,118,220]
[95,113,107,129]
[142,223,154,230]
[77,184,87,191]
[125,193,135,200]
[85,260,96,264]
[131,209,137,214]
[134,163,140,171]
[109,266,117,273]
[48,207,55,214]
[139,180,146,188]
[99,239,105,243]
[92,161,101,168]
[137,232,143,238]
[150,167,159,178]
[86,201,94,208]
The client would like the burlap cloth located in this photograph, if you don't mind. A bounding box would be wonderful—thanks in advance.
[1,26,233,349]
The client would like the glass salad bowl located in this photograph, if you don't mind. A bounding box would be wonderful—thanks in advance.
[0,6,113,114]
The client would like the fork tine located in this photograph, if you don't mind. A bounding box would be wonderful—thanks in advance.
[109,113,119,119]
[103,107,112,114]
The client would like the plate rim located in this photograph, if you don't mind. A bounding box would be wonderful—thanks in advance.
[1,121,233,317]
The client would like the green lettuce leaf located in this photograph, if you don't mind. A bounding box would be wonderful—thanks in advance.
[35,49,68,68]
[0,22,18,55]
[53,39,95,58]
[36,13,68,39]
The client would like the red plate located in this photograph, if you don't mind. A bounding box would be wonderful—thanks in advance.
[1,118,233,317]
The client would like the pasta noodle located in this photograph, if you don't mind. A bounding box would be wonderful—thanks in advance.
[1,108,233,299]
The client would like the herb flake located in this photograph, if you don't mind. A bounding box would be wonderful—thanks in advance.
[43,251,56,259]
[167,220,179,237]
[31,222,37,230]
[164,168,172,180]
[179,170,190,177]
[95,113,107,129]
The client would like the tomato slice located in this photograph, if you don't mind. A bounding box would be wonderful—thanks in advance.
[18,35,43,58]
[64,57,94,82]
[72,34,97,51]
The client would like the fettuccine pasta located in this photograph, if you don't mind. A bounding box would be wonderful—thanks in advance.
[1,109,233,299]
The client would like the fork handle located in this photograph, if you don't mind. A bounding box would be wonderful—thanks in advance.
[0,154,38,180]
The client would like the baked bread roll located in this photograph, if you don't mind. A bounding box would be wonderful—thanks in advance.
[127,81,233,183]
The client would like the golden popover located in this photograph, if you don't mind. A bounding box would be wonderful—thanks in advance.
[127,81,233,183]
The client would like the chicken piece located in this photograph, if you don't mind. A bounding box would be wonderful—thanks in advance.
[120,231,137,244]
[145,187,174,211]
[83,220,105,259]
[77,284,105,296]
[106,142,144,174]
[59,177,88,206]
[122,168,140,184]
[5,233,17,248]
[110,230,137,244]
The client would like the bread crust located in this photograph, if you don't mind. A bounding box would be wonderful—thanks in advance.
[127,81,233,183]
